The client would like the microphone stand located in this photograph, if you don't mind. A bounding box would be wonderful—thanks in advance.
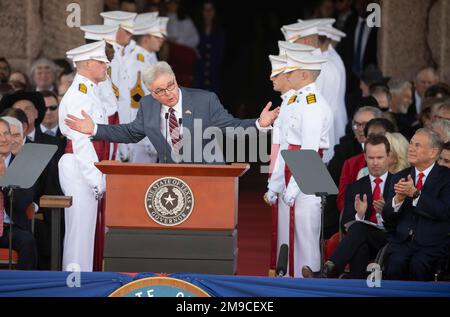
[7,186,19,270]
[164,112,169,163]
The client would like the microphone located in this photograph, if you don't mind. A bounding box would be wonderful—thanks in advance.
[164,112,169,163]
[178,118,183,139]
[276,244,289,277]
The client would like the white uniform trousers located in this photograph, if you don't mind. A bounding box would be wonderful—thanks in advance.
[59,154,98,272]
[290,190,322,278]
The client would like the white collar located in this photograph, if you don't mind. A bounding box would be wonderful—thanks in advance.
[4,153,12,168]
[27,128,36,142]
[161,89,183,116]
[415,163,435,178]
[281,89,296,101]
[40,124,58,134]
[369,171,388,184]
[296,82,316,94]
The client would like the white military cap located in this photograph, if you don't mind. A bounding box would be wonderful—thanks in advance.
[66,40,109,64]
[80,24,118,44]
[100,11,137,34]
[284,51,328,73]
[281,20,322,43]
[159,17,169,37]
[269,54,287,78]
[298,18,336,27]
[133,18,163,37]
[325,26,346,42]
[278,41,315,55]
[135,12,159,24]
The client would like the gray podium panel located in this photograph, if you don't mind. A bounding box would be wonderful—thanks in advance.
[104,228,237,274]
[104,257,237,275]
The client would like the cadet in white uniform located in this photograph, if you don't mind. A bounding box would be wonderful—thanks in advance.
[282,20,343,163]
[100,11,137,161]
[59,41,110,272]
[265,41,315,274]
[267,51,332,277]
[80,24,121,160]
[123,14,169,163]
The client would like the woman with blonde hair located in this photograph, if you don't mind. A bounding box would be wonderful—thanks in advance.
[385,132,410,173]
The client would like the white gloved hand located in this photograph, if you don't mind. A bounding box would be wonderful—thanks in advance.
[93,186,104,201]
[118,143,130,162]
[282,179,300,207]
[93,176,106,201]
[264,189,278,206]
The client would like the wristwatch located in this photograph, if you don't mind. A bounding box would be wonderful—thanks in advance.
[412,187,420,199]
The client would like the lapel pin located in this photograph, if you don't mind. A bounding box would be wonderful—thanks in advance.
[185,110,192,115]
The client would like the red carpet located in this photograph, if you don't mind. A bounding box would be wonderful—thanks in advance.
[236,167,272,276]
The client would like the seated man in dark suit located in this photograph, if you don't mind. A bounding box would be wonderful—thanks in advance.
[303,134,392,279]
[0,118,37,270]
[383,128,450,281]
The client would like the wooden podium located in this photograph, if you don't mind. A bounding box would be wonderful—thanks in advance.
[96,161,249,274]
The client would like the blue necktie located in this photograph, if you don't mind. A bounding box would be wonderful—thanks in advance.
[353,19,365,75]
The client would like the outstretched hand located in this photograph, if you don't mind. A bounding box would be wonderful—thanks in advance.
[258,102,280,128]
[64,110,95,135]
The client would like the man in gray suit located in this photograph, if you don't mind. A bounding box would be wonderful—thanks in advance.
[64,61,280,164]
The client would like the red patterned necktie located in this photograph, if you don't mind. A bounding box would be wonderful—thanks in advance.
[0,191,4,237]
[168,108,182,150]
[370,177,382,223]
[416,172,425,192]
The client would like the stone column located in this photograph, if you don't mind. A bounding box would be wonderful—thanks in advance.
[379,0,450,82]
[0,0,104,74]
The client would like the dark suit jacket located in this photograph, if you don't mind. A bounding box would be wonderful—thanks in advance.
[382,165,450,246]
[336,12,378,80]
[342,173,393,231]
[35,125,66,160]
[95,87,257,164]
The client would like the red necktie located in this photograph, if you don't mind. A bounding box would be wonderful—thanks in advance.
[416,172,425,192]
[168,108,181,150]
[0,191,4,237]
[370,178,382,223]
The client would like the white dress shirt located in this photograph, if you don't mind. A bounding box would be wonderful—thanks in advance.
[355,171,388,226]
[160,89,183,148]
[40,124,58,137]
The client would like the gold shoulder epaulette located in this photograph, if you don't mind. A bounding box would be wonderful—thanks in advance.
[306,93,316,104]
[78,83,87,94]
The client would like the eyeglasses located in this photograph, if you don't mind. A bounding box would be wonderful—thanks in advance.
[352,120,367,130]
[152,81,176,96]
[46,105,58,112]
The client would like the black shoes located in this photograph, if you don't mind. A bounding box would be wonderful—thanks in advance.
[302,261,338,278]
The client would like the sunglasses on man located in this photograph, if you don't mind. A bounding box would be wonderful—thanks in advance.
[46,105,59,112]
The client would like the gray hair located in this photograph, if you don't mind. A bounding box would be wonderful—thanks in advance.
[1,116,23,138]
[30,58,57,83]
[142,61,175,87]
[354,106,383,119]
[431,119,450,142]
[416,128,444,155]
[388,78,412,96]
[415,67,439,81]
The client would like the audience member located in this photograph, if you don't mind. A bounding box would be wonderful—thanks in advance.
[0,57,11,84]
[438,141,450,168]
[30,58,58,94]
[383,128,449,281]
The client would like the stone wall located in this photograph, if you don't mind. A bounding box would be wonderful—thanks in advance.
[0,0,103,74]
[379,0,450,82]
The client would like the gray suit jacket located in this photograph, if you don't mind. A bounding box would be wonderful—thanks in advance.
[95,87,257,163]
